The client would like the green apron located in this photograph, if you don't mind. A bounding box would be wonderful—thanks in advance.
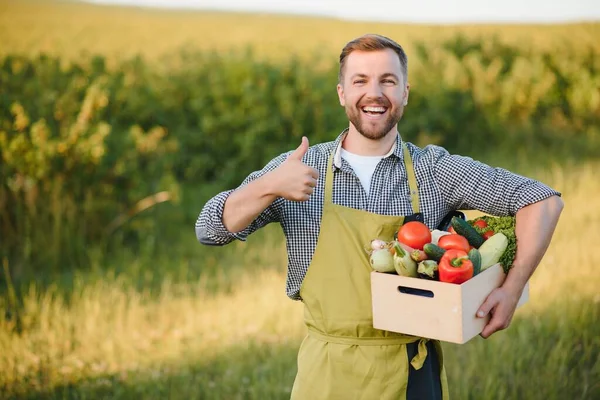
[290,144,450,400]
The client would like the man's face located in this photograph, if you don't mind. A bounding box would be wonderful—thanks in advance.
[337,49,409,140]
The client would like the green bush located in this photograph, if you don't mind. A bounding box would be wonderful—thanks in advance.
[1,37,598,277]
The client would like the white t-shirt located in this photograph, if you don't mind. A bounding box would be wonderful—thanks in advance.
[340,148,390,196]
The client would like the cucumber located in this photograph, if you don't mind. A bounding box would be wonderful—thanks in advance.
[468,248,482,276]
[451,217,485,248]
[423,243,446,261]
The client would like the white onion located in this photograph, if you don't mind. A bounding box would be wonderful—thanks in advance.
[370,239,388,250]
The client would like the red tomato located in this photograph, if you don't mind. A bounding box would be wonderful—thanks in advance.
[447,226,456,234]
[473,220,488,229]
[437,234,471,253]
[482,230,495,240]
[397,221,431,250]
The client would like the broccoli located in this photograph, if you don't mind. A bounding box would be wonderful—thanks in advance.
[471,215,517,274]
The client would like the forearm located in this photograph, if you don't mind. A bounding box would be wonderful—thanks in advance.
[222,172,279,233]
[503,195,564,294]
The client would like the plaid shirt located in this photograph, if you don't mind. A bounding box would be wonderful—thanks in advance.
[196,130,560,300]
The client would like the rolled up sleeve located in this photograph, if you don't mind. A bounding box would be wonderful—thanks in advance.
[195,153,287,246]
[429,145,561,216]
[195,189,238,246]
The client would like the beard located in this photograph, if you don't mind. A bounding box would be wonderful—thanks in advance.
[345,101,404,140]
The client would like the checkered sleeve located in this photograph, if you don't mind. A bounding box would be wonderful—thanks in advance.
[428,145,561,216]
[195,153,289,246]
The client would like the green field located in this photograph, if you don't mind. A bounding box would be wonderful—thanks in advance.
[1,163,599,399]
[2,0,600,63]
[1,1,599,399]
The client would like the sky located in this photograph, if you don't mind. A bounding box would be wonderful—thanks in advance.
[85,0,600,24]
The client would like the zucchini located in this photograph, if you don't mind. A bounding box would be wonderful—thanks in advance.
[468,248,482,276]
[392,242,418,277]
[478,232,509,271]
[423,243,446,261]
[451,217,485,248]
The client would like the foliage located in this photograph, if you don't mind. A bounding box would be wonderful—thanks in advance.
[1,36,599,273]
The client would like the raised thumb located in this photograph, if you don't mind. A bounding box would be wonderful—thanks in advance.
[289,136,309,160]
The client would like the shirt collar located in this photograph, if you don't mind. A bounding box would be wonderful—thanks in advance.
[332,128,404,170]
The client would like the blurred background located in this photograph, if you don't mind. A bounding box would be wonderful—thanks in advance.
[0,0,599,399]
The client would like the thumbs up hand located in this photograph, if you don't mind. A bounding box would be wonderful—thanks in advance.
[288,135,310,161]
[269,137,319,202]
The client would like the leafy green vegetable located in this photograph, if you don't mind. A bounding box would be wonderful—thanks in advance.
[470,216,517,273]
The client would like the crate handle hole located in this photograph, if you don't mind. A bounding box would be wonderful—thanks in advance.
[397,286,434,298]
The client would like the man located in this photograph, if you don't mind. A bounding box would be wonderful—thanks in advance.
[196,34,563,399]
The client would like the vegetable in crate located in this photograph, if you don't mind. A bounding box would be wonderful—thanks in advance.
[438,249,474,284]
[396,241,428,262]
[478,232,509,271]
[437,234,471,253]
[468,248,482,276]
[417,260,439,280]
[472,219,488,230]
[370,248,395,273]
[471,216,517,273]
[410,249,428,262]
[370,239,388,251]
[396,221,431,250]
[482,230,495,240]
[392,242,418,277]
[451,217,485,248]
[430,229,451,245]
[423,243,446,261]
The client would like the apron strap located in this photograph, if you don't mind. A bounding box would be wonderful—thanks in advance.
[402,143,420,214]
[308,328,430,370]
[324,140,420,213]
[410,338,429,370]
[324,152,335,205]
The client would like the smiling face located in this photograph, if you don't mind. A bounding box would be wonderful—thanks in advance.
[337,48,409,141]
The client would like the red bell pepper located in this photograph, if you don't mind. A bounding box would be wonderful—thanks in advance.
[438,249,474,284]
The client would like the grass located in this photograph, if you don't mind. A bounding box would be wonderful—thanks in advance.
[1,161,599,399]
[1,1,599,398]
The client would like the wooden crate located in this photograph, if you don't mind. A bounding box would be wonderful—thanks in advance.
[371,264,529,344]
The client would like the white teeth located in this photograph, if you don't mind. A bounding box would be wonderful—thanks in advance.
[362,106,386,113]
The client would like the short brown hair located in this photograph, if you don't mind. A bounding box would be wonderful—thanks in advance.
[338,34,408,83]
